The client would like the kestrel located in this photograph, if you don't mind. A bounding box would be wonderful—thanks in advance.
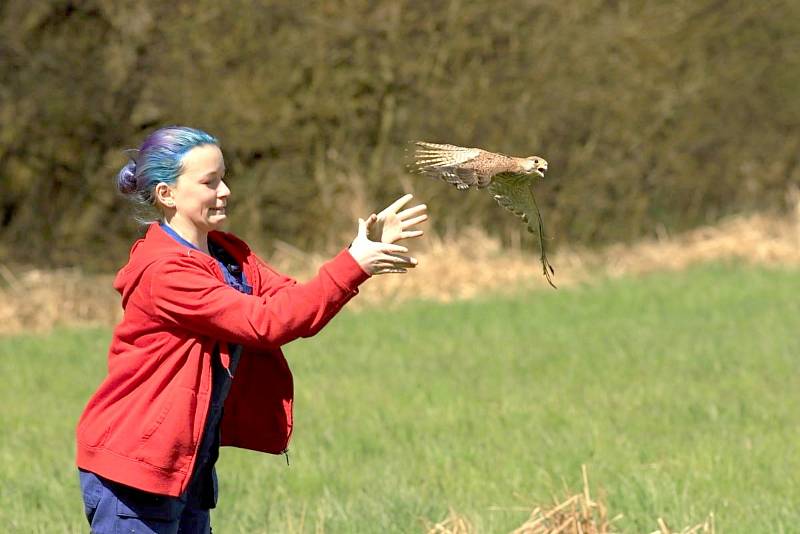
[413,141,556,288]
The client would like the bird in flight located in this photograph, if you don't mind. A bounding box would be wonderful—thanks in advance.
[412,141,556,288]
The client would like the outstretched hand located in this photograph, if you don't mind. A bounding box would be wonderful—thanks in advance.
[349,214,418,275]
[368,194,428,244]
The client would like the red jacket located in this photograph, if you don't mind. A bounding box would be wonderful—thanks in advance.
[76,223,369,496]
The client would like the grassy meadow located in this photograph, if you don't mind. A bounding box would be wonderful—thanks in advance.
[1,263,799,532]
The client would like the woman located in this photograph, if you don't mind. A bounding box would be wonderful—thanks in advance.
[75,126,427,533]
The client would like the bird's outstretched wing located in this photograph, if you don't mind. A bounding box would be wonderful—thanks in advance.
[488,173,557,288]
[413,141,484,189]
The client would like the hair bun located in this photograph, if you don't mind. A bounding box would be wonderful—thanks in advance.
[117,159,138,195]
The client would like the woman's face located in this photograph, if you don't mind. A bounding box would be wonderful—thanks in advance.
[169,144,230,233]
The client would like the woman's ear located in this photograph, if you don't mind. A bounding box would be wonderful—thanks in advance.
[154,182,176,208]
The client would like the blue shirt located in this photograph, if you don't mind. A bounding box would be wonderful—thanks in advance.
[159,223,251,509]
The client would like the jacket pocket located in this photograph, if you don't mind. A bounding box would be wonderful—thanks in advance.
[77,421,111,449]
[220,349,293,453]
[136,387,201,473]
[141,400,173,441]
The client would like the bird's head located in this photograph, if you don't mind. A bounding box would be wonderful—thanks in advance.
[521,157,548,178]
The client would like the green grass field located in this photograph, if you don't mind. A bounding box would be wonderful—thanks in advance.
[1,263,799,533]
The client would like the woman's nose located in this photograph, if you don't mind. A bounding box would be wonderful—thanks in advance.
[219,180,231,198]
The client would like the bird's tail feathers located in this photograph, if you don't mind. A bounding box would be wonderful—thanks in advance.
[414,141,467,151]
[412,141,471,171]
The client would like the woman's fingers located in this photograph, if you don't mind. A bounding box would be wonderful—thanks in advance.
[373,267,408,275]
[357,214,377,238]
[380,194,414,216]
[401,230,424,239]
[377,253,417,268]
[352,196,426,273]
[401,214,428,228]
[373,264,412,273]
[397,204,427,219]
[381,243,409,254]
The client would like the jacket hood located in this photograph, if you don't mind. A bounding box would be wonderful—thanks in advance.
[113,223,252,308]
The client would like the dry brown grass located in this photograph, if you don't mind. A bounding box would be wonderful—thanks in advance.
[276,195,800,309]
[1,199,798,335]
[424,466,714,534]
[0,266,119,334]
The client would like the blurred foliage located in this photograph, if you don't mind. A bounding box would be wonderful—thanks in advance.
[1,0,798,269]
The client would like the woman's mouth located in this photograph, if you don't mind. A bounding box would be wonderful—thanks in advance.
[209,207,226,215]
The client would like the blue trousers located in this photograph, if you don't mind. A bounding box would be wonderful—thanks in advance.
[78,469,211,533]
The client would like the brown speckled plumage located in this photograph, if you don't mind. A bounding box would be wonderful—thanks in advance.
[412,141,556,288]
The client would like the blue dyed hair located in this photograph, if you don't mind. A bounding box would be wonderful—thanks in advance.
[116,126,219,215]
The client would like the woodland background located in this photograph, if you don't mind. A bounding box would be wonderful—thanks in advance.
[2,4,800,530]
[1,0,798,270]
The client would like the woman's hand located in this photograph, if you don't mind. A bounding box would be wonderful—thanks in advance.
[368,194,428,244]
[349,215,418,275]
